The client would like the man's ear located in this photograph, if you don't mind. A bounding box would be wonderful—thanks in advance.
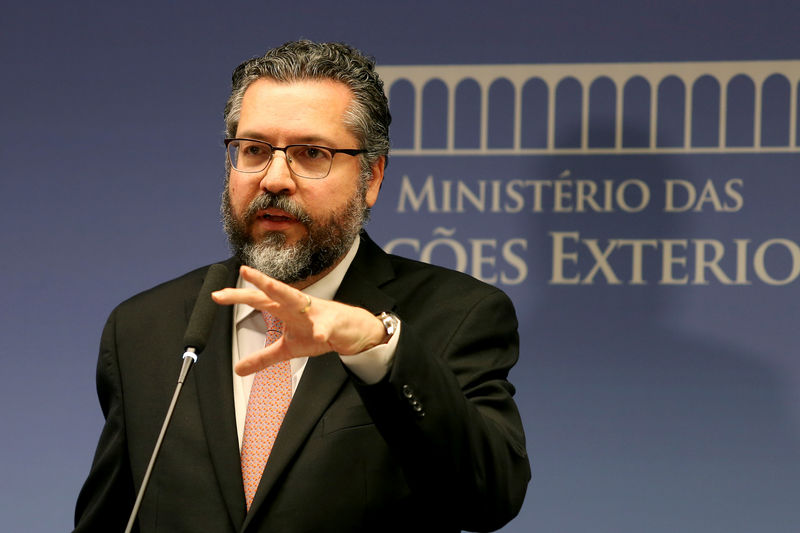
[365,156,385,207]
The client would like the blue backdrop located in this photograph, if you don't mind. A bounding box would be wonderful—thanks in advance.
[2,1,799,531]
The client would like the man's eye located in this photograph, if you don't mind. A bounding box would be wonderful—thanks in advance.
[244,144,266,156]
[303,147,322,159]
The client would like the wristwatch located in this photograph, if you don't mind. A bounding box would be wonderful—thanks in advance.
[377,312,400,343]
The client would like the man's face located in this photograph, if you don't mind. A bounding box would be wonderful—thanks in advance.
[222,78,384,286]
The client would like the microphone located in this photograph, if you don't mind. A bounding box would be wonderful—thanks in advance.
[183,263,230,353]
[124,263,229,533]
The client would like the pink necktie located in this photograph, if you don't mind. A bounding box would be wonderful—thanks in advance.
[240,311,292,510]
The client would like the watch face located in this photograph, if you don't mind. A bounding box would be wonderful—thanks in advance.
[380,312,398,336]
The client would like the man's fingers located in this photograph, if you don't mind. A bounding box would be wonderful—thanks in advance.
[234,341,287,376]
[211,287,275,309]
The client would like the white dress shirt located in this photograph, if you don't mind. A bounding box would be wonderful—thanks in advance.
[231,236,400,448]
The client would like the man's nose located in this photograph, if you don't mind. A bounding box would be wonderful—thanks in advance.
[260,151,297,195]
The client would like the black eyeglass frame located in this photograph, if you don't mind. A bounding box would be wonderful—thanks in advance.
[224,137,367,179]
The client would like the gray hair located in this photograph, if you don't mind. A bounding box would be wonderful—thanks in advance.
[224,40,391,174]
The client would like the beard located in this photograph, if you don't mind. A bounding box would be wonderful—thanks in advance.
[221,179,370,284]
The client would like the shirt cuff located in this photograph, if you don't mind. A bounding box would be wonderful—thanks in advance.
[339,320,400,385]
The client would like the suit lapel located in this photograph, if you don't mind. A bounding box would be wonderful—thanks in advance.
[189,259,249,529]
[334,232,397,313]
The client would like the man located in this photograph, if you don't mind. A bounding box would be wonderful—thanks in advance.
[74,40,530,532]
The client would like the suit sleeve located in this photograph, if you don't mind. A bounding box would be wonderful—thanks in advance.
[353,287,530,532]
[73,308,137,532]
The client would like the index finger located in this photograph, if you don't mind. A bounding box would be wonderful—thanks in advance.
[239,265,308,311]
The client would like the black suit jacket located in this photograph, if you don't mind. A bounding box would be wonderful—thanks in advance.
[74,233,530,532]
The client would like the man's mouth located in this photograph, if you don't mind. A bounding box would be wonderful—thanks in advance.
[255,209,296,223]
[242,194,312,230]
[259,213,292,222]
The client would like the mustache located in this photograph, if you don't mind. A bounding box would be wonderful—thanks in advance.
[243,193,312,226]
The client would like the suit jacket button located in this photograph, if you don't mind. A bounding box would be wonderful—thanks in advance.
[402,385,414,398]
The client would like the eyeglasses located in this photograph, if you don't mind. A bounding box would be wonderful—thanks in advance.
[225,138,366,179]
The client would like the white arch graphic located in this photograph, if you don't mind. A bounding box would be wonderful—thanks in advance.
[378,60,800,155]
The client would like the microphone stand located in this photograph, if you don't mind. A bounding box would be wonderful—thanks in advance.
[123,348,198,533]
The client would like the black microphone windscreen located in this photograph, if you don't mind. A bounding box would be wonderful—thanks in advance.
[182,263,229,353]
